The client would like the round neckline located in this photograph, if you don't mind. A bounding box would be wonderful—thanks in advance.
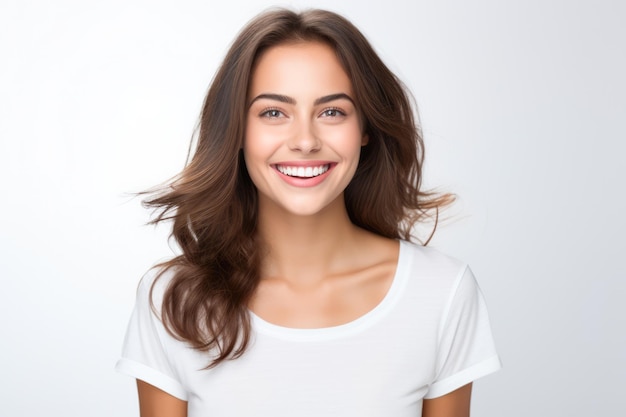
[249,240,409,342]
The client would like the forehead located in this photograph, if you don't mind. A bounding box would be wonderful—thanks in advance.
[248,41,353,99]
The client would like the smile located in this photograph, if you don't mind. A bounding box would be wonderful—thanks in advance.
[275,164,330,178]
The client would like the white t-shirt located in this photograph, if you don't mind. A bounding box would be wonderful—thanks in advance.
[116,240,501,416]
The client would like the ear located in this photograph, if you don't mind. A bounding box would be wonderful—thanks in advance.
[361,134,369,146]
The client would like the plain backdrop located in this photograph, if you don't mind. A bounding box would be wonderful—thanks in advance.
[1,0,624,415]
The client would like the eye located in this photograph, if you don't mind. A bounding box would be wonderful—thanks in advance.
[260,108,285,119]
[320,107,346,118]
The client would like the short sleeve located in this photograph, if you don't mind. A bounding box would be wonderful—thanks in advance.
[424,266,501,399]
[115,270,188,401]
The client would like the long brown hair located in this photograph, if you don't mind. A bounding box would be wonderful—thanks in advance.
[145,8,453,368]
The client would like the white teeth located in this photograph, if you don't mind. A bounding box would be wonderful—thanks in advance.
[277,164,329,178]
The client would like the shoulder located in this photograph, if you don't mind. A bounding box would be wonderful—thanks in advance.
[398,240,468,283]
[135,264,178,315]
[394,240,482,315]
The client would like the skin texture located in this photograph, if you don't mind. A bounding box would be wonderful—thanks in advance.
[137,380,187,417]
[136,41,473,416]
[422,383,473,417]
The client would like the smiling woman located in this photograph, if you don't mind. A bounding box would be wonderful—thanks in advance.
[245,41,367,217]
[115,8,501,417]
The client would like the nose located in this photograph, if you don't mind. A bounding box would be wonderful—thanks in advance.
[287,120,321,154]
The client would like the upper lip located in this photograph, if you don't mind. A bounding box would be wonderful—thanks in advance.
[272,161,334,167]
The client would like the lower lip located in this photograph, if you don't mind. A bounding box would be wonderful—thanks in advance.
[273,164,335,187]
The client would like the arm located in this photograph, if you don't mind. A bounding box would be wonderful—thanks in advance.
[137,380,188,417]
[422,383,472,417]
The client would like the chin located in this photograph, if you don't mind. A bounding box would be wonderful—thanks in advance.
[260,194,344,218]
[279,203,332,217]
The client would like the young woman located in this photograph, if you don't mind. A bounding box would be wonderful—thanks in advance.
[116,8,501,417]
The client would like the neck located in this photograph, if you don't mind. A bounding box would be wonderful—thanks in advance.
[256,196,364,282]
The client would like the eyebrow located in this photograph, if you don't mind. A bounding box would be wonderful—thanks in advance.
[248,93,354,108]
[314,93,354,106]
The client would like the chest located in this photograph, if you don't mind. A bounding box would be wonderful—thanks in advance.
[181,316,439,417]
[249,260,397,329]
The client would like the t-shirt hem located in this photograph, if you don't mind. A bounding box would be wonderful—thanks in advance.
[115,358,188,401]
[424,355,502,399]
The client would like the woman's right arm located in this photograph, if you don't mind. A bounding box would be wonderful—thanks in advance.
[137,380,188,417]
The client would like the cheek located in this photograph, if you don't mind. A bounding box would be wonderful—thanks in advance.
[322,124,365,157]
[243,121,281,187]
[244,119,284,155]
[243,120,268,165]
[242,145,264,192]
[243,122,288,172]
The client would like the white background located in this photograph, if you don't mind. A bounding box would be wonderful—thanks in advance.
[1,0,624,415]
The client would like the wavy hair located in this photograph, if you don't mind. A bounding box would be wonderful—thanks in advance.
[145,8,453,368]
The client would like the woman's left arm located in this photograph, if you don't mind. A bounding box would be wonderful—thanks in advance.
[422,383,472,417]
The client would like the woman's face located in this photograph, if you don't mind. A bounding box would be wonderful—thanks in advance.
[244,41,368,218]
